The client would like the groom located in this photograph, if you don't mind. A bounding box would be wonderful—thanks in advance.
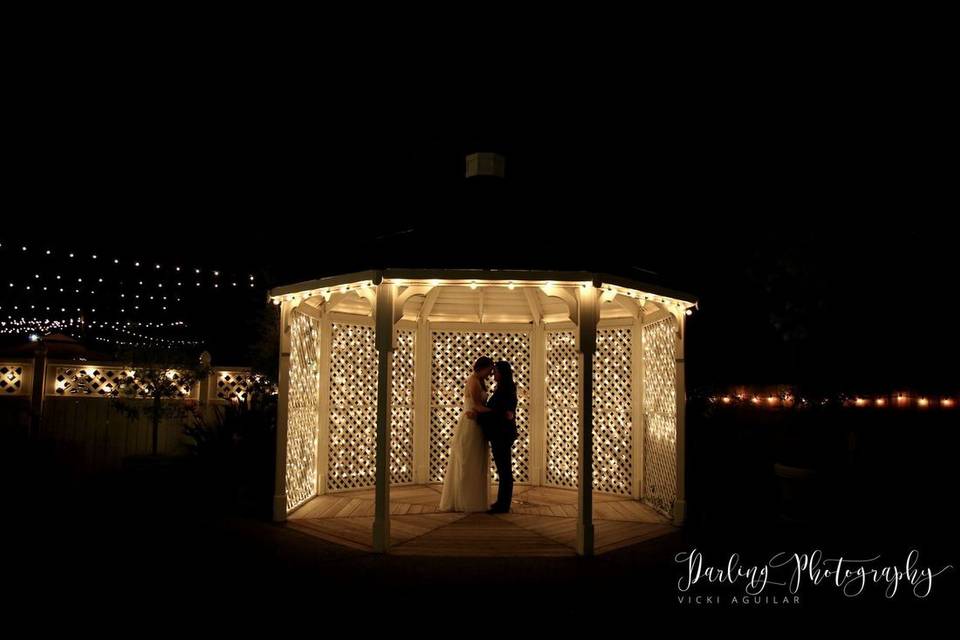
[475,361,518,514]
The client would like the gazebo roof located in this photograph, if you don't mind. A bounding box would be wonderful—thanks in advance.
[270,269,696,325]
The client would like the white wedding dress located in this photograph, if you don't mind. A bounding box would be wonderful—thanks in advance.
[439,377,490,512]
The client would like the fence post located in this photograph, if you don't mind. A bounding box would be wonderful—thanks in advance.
[30,342,48,437]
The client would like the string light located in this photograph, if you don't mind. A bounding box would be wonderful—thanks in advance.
[704,390,956,411]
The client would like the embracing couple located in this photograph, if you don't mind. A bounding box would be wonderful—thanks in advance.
[439,357,518,514]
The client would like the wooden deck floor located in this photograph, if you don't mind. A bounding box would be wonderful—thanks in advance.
[286,484,677,556]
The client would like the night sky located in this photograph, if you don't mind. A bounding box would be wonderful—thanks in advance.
[4,33,955,395]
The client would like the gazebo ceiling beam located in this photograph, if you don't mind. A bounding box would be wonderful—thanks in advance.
[355,287,376,313]
[642,308,674,326]
[294,300,324,321]
[419,287,441,322]
[396,285,434,324]
[613,294,643,319]
[396,285,433,309]
[325,290,370,315]
[523,288,543,323]
[539,285,579,325]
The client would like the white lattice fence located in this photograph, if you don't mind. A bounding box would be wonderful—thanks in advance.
[643,316,678,516]
[327,323,378,491]
[325,323,415,491]
[53,366,194,398]
[429,330,530,484]
[544,329,633,495]
[593,327,633,495]
[545,331,578,488]
[390,329,416,485]
[285,310,321,511]
[0,364,24,395]
[216,371,251,401]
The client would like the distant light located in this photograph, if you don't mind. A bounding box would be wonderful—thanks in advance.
[28,334,39,342]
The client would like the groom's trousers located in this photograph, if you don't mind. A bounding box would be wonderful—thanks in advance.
[491,437,515,510]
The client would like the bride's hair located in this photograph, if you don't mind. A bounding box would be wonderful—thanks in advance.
[473,356,494,373]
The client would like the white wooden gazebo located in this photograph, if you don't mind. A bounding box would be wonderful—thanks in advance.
[270,269,695,556]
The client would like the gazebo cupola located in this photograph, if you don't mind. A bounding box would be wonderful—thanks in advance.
[270,269,695,556]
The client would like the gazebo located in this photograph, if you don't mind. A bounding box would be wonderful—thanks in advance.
[270,269,695,556]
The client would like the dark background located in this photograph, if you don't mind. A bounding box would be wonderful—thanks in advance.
[4,45,956,394]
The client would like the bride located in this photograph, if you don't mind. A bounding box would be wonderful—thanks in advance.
[439,356,495,512]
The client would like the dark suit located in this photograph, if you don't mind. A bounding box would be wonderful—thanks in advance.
[478,386,518,511]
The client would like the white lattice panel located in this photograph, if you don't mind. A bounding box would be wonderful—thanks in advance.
[216,371,252,401]
[390,329,416,485]
[285,310,321,511]
[545,331,579,488]
[643,316,677,515]
[325,324,416,491]
[593,327,633,495]
[327,323,378,491]
[545,329,633,496]
[0,364,24,395]
[429,330,530,483]
[53,366,193,398]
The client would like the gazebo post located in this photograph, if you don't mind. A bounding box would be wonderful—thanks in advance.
[673,313,687,526]
[373,280,396,552]
[576,285,598,556]
[272,300,293,522]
